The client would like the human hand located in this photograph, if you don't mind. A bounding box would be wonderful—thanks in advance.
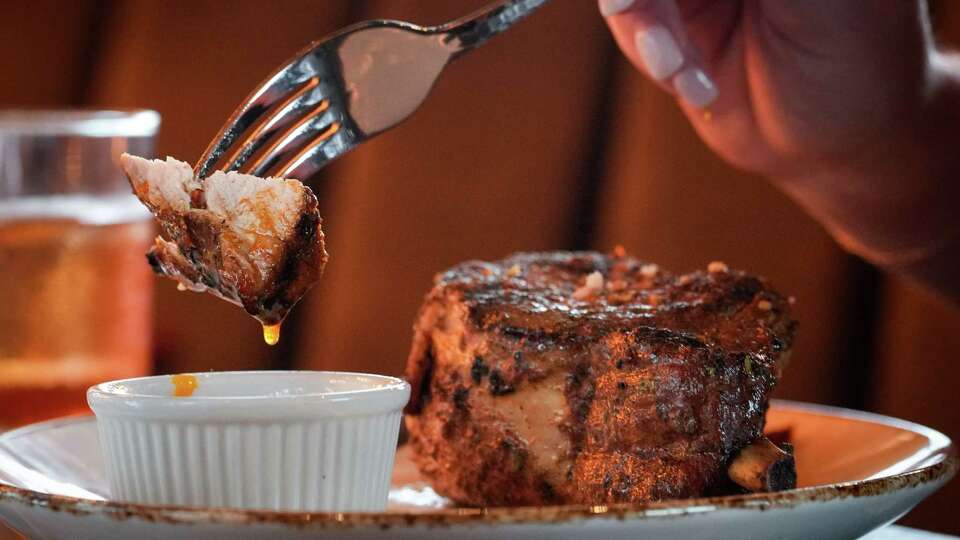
[598,0,935,179]
[599,0,960,294]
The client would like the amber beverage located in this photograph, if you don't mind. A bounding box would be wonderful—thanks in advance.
[0,110,160,428]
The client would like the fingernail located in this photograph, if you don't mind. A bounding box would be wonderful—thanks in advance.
[635,26,684,80]
[598,0,635,16]
[673,66,718,107]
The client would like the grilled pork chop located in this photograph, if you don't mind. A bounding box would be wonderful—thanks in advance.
[404,251,796,506]
[121,154,327,325]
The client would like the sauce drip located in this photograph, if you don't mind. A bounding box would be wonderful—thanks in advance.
[262,323,281,346]
[176,283,188,292]
[171,374,198,397]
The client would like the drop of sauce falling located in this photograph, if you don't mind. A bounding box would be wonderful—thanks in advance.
[171,374,198,397]
[262,323,281,346]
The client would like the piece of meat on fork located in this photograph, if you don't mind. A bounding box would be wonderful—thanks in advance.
[121,154,327,335]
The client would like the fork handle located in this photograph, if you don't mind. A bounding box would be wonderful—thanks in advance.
[440,0,551,60]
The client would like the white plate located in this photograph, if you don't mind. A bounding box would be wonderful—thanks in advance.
[0,400,955,540]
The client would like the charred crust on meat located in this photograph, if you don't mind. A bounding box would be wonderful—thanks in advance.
[770,457,798,490]
[730,277,762,302]
[470,356,489,384]
[501,326,535,339]
[500,436,527,473]
[421,351,436,395]
[537,480,558,502]
[403,251,797,506]
[403,344,434,415]
[488,369,515,396]
[611,473,636,501]
[145,251,163,274]
[259,201,325,325]
[403,305,443,415]
[452,386,470,411]
[568,363,590,386]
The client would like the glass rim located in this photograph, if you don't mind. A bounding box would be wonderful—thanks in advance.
[0,109,160,137]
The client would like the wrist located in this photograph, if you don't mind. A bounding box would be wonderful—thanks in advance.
[773,51,960,266]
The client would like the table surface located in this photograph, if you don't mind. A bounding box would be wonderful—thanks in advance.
[2,524,956,539]
[865,526,958,539]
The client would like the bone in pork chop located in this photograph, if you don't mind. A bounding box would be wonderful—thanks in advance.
[121,154,327,327]
[404,251,796,506]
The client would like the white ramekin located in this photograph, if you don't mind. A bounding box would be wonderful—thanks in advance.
[87,371,410,512]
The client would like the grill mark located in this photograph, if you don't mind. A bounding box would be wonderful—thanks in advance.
[258,194,326,324]
[471,356,490,384]
[488,369,515,396]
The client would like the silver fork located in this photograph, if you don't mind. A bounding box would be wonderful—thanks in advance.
[194,0,550,181]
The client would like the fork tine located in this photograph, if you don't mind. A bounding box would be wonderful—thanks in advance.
[201,1,550,180]
[219,77,325,173]
[241,106,342,178]
[271,126,352,180]
[194,56,323,178]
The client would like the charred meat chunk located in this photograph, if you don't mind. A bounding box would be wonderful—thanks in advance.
[404,251,796,506]
[121,154,327,325]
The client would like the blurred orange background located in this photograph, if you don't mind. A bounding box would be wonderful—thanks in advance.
[2,0,959,534]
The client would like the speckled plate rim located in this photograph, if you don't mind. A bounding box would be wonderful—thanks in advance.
[0,400,955,530]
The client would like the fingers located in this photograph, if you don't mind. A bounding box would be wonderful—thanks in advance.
[598,0,718,108]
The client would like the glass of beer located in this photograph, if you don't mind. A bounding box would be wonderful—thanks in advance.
[0,110,160,428]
